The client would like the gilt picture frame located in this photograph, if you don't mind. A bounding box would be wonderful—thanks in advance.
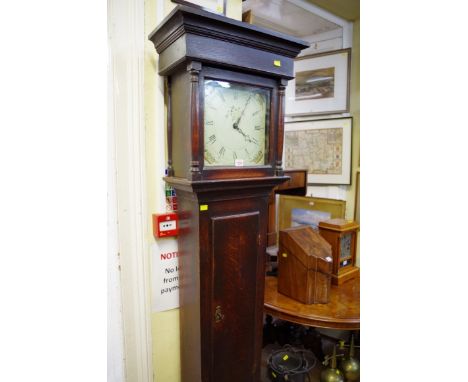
[171,0,226,15]
[284,117,352,185]
[278,195,346,233]
[286,48,351,116]
[354,170,360,223]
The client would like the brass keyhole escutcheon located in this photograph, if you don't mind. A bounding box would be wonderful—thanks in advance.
[215,305,224,323]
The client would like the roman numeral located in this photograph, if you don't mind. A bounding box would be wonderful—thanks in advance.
[206,120,213,126]
[233,151,237,160]
[254,125,261,130]
[208,134,216,144]
[219,146,225,157]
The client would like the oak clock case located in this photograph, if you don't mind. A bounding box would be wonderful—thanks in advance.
[149,6,308,382]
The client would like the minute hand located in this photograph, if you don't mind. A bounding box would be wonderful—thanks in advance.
[234,95,252,127]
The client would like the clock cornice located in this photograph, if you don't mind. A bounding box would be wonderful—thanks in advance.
[148,5,309,78]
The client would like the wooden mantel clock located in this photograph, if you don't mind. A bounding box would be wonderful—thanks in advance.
[149,6,308,382]
[318,218,360,285]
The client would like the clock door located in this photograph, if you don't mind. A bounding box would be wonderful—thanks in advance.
[209,210,263,381]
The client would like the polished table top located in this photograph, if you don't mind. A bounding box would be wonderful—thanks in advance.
[264,276,360,330]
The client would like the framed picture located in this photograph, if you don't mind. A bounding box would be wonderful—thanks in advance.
[286,48,351,116]
[278,195,346,233]
[354,171,360,223]
[284,117,352,185]
[171,0,226,15]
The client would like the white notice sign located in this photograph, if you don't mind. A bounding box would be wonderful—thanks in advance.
[151,238,179,312]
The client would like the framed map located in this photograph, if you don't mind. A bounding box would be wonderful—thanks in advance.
[284,117,352,185]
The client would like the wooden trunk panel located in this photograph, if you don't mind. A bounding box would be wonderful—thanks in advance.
[195,193,269,382]
[211,212,260,381]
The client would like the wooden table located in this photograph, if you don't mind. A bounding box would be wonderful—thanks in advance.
[264,276,360,330]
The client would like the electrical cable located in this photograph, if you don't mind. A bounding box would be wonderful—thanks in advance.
[267,344,317,381]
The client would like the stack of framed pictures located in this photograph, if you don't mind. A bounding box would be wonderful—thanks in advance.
[284,48,353,186]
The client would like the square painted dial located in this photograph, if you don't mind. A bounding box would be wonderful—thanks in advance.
[203,80,270,167]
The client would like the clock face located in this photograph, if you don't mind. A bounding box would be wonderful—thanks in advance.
[203,80,270,167]
[340,233,352,259]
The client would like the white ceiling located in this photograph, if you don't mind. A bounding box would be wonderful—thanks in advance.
[243,0,341,38]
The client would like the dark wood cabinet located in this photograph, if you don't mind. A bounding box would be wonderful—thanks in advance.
[267,168,307,247]
[149,6,308,381]
[275,168,308,195]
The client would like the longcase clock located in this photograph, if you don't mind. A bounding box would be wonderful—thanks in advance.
[149,6,308,382]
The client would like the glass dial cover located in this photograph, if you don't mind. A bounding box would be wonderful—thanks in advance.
[204,80,270,167]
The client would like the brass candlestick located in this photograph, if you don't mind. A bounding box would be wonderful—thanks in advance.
[320,346,344,382]
[340,334,360,381]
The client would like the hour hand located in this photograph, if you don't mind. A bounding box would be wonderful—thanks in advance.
[232,122,245,136]
[233,124,257,144]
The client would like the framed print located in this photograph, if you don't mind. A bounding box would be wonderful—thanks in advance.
[286,48,351,116]
[284,117,352,185]
[171,0,226,15]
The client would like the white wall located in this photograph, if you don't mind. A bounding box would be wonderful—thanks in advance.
[108,0,153,380]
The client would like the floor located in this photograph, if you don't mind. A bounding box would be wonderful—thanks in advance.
[260,324,360,382]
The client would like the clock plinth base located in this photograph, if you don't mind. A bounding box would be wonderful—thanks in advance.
[332,266,359,286]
